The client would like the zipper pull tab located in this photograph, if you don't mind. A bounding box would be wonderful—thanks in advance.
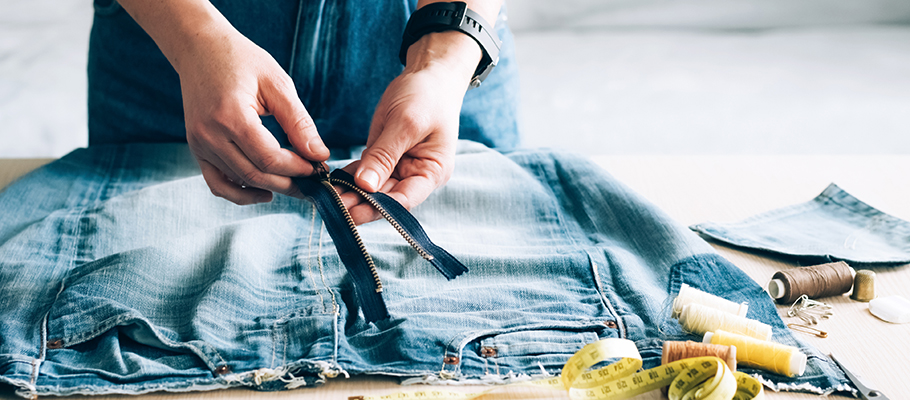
[311,161,330,181]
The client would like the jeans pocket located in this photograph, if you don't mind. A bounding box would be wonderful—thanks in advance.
[42,247,250,383]
[444,321,614,378]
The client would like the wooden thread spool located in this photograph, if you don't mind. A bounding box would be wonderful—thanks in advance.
[767,261,854,304]
[677,303,772,341]
[704,329,806,377]
[661,341,737,371]
[672,283,748,318]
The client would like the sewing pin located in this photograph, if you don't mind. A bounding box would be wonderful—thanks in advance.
[787,323,828,338]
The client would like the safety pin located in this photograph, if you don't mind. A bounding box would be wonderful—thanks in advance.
[787,323,828,338]
[787,295,833,325]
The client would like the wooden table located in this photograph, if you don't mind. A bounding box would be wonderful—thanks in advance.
[2,155,908,400]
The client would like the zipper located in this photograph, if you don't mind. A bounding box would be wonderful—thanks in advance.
[293,162,468,322]
[325,169,469,281]
[329,176,434,262]
[313,162,383,294]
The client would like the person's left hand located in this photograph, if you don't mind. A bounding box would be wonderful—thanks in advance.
[340,31,482,225]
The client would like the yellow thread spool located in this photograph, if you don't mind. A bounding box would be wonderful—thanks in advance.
[672,283,749,318]
[704,329,807,377]
[677,303,772,341]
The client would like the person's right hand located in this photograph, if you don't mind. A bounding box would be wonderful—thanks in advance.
[116,0,329,204]
[177,27,329,205]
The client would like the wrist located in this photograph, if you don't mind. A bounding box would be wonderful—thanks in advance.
[404,30,482,85]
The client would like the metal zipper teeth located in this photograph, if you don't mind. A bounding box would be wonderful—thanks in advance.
[319,179,383,293]
[329,177,435,262]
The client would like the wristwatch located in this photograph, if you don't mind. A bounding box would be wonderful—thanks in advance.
[399,1,501,89]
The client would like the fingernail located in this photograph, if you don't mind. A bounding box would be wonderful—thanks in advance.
[307,138,329,156]
[359,169,380,191]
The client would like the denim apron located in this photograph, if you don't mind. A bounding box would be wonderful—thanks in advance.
[0,142,849,397]
[86,0,520,150]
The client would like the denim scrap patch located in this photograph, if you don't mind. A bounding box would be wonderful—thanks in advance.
[691,183,910,265]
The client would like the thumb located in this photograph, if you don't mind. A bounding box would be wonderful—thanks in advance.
[262,75,329,161]
[356,125,412,192]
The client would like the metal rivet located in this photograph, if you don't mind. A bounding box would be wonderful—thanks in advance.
[604,321,618,329]
[443,355,460,365]
[480,346,498,358]
[214,365,232,375]
[46,339,63,349]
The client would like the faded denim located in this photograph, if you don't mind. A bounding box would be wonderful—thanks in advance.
[691,183,910,265]
[87,0,521,151]
[0,142,849,397]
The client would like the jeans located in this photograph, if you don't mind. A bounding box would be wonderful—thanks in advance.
[691,183,910,265]
[0,142,848,397]
[87,0,521,150]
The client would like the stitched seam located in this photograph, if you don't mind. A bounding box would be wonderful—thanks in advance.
[316,226,338,314]
[288,0,305,75]
[589,256,626,339]
[282,321,289,367]
[305,205,328,313]
[269,321,278,369]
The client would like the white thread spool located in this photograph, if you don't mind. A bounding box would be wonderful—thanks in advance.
[672,283,749,319]
[677,303,772,341]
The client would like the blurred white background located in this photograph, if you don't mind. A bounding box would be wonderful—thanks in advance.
[1,0,909,158]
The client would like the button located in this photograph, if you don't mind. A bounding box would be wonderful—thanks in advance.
[604,320,618,329]
[214,365,232,375]
[46,339,63,349]
[443,355,460,365]
[480,347,497,358]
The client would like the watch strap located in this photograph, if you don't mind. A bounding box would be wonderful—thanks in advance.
[399,2,501,88]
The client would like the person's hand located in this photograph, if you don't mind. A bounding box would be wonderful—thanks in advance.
[339,31,482,224]
[178,29,329,205]
[116,0,328,205]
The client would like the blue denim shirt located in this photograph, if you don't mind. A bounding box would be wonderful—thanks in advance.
[0,142,849,397]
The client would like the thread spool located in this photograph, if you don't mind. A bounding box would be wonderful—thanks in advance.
[767,261,854,304]
[703,330,806,377]
[672,283,748,318]
[662,341,737,371]
[850,270,876,302]
[677,303,772,341]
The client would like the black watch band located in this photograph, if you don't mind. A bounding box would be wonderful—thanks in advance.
[399,2,501,89]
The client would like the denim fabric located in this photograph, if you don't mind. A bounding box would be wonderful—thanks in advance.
[0,142,848,397]
[87,0,520,150]
[691,183,910,265]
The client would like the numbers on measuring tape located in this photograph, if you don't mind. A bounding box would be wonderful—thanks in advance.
[351,338,764,400]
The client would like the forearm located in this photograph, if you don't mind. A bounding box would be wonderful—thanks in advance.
[116,0,236,75]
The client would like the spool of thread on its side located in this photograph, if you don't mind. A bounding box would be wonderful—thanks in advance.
[677,303,772,341]
[703,330,806,377]
[767,261,854,304]
[672,283,748,318]
[662,341,737,371]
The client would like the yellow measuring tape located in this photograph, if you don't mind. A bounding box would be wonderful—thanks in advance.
[350,338,764,400]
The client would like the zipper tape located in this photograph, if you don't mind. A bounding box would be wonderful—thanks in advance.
[293,165,470,323]
[349,338,764,400]
[294,174,390,322]
[329,170,468,280]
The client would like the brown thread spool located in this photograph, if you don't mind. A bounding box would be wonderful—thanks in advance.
[661,341,737,371]
[767,261,854,304]
[850,270,876,302]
